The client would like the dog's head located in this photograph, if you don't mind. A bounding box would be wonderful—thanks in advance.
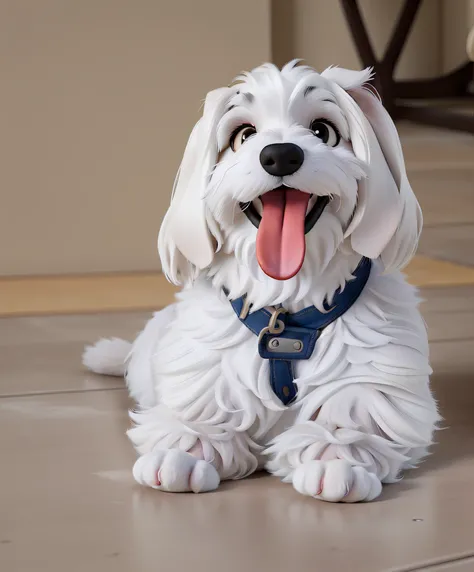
[159,61,421,289]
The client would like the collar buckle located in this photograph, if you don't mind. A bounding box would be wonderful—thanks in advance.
[257,307,287,342]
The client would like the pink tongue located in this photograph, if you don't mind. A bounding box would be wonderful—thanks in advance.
[256,188,310,280]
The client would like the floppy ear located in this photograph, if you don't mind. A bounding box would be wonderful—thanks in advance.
[349,87,422,270]
[332,81,422,271]
[158,87,231,285]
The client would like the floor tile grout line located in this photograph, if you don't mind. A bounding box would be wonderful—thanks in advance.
[1,335,471,400]
[389,552,474,572]
[1,335,473,399]
[423,221,474,229]
[0,386,126,400]
[429,336,474,344]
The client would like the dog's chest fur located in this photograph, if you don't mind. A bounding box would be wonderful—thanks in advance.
[148,264,429,448]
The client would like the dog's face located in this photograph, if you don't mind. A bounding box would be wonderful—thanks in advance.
[206,70,366,282]
[159,62,421,288]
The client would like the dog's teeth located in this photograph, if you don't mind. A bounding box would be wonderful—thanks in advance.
[307,196,317,213]
[253,199,263,215]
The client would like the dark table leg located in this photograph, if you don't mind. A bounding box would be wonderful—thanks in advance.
[340,0,474,133]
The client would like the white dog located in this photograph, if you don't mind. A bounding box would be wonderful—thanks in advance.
[84,61,440,502]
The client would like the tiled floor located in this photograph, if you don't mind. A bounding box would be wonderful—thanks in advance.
[1,122,474,572]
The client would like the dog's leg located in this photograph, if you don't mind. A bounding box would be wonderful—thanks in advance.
[128,404,258,493]
[125,305,177,409]
[265,382,439,502]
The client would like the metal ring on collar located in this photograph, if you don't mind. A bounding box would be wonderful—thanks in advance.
[258,307,287,342]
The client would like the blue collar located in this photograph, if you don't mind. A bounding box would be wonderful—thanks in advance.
[228,257,372,405]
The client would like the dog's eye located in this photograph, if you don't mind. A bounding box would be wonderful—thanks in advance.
[310,119,340,147]
[230,124,256,152]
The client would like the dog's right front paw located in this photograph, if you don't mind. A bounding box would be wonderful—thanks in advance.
[132,450,220,493]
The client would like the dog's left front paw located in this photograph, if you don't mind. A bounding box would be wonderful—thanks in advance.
[292,459,382,502]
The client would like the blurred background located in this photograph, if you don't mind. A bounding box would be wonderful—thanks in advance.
[1,0,473,278]
[2,3,474,572]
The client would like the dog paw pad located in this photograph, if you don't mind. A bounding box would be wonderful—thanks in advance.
[293,459,382,503]
[132,450,220,493]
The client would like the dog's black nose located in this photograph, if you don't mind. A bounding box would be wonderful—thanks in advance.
[259,143,304,177]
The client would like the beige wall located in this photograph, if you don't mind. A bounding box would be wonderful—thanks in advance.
[0,0,271,276]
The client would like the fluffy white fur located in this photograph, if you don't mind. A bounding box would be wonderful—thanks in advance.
[84,61,440,502]
[83,338,131,376]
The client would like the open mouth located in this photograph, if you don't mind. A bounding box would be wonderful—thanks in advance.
[240,187,329,281]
